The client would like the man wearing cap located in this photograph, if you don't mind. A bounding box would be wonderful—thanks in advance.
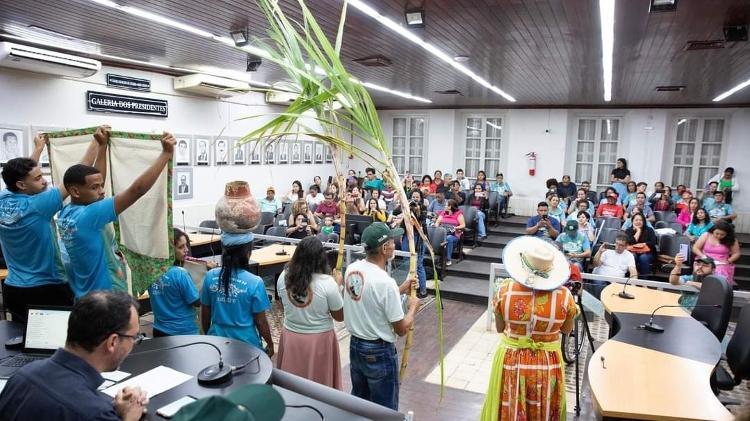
[343,222,419,410]
[595,191,624,219]
[259,186,282,214]
[555,220,591,270]
[669,254,717,309]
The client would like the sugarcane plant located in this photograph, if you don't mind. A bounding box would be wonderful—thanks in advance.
[237,0,445,390]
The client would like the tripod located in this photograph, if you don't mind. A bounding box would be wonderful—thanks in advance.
[560,285,596,416]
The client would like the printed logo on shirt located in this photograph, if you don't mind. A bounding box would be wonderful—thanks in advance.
[345,270,366,301]
[56,218,78,242]
[209,277,248,304]
[0,198,26,226]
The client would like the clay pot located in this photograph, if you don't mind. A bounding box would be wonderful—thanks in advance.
[214,181,261,233]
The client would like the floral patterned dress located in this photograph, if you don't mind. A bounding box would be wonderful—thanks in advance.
[481,279,578,421]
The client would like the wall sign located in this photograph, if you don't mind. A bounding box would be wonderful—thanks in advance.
[86,91,168,118]
[106,73,151,92]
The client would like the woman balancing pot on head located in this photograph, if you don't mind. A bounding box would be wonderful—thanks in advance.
[481,236,578,421]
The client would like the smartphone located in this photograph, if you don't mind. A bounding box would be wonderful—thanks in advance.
[679,244,688,260]
[156,396,198,419]
[605,243,616,250]
[327,175,333,184]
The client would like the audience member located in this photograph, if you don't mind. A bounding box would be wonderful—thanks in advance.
[455,168,472,190]
[673,184,687,203]
[707,191,736,223]
[201,233,273,354]
[389,193,428,297]
[288,199,319,232]
[346,169,357,187]
[652,185,673,211]
[567,188,595,217]
[555,220,591,270]
[345,186,366,214]
[677,197,700,229]
[287,214,314,239]
[625,192,655,223]
[442,173,453,189]
[580,180,599,205]
[305,184,324,209]
[692,221,740,286]
[468,184,489,240]
[362,167,385,191]
[0,291,148,420]
[576,211,596,242]
[381,182,396,207]
[314,190,339,218]
[435,200,465,266]
[526,201,560,240]
[620,181,637,208]
[610,157,631,198]
[595,191,624,219]
[686,208,713,242]
[320,216,336,237]
[490,173,512,218]
[343,223,419,410]
[369,189,386,210]
[475,170,489,192]
[363,198,387,222]
[259,186,283,214]
[148,229,200,336]
[625,213,657,278]
[421,175,434,196]
[277,237,344,389]
[557,175,577,204]
[545,178,559,198]
[427,191,448,214]
[708,167,738,205]
[285,180,304,203]
[58,132,175,298]
[702,181,718,210]
[446,180,466,206]
[670,254,717,308]
[546,194,567,222]
[591,234,637,299]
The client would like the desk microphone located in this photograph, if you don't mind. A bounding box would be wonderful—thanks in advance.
[181,210,186,233]
[642,304,721,333]
[131,341,232,385]
[618,277,635,300]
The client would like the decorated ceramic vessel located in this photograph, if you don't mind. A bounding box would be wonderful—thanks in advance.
[215,181,261,233]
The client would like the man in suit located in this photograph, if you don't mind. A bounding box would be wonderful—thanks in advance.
[196,141,208,163]
[178,175,190,194]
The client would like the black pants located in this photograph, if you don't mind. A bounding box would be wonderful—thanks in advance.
[151,327,170,338]
[2,283,74,323]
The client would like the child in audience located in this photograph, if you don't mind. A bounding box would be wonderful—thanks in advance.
[456,168,472,190]
[201,232,273,355]
[148,228,200,337]
[321,216,335,236]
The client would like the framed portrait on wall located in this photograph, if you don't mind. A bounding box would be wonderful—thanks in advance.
[195,137,210,166]
[214,138,229,165]
[325,145,333,163]
[31,125,65,167]
[264,141,275,164]
[174,167,193,200]
[0,125,26,164]
[249,143,261,164]
[303,141,312,164]
[232,139,246,165]
[175,135,192,166]
[278,141,289,164]
[291,141,301,164]
[314,142,324,164]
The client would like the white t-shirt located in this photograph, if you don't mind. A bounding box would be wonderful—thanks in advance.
[277,272,343,334]
[343,259,404,343]
[593,250,636,277]
[306,193,324,208]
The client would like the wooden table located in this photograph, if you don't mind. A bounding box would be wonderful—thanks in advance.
[588,283,733,421]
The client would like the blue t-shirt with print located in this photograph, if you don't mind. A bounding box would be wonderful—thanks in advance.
[708,203,733,220]
[555,232,591,260]
[0,188,67,288]
[527,215,561,239]
[200,268,270,348]
[57,197,119,298]
[149,266,199,335]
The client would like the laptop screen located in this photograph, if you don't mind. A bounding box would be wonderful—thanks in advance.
[24,307,71,352]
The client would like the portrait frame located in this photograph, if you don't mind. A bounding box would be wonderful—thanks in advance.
[174,167,194,200]
[264,141,275,165]
[277,140,289,164]
[0,125,27,164]
[214,137,230,166]
[248,142,261,165]
[231,138,246,165]
[194,137,211,166]
[314,142,324,164]
[303,141,313,164]
[325,145,333,164]
[175,135,192,166]
[291,141,301,164]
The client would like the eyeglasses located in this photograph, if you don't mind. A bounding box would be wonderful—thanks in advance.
[117,332,145,345]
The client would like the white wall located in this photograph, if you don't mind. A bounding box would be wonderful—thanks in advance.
[378,107,750,231]
[0,66,343,226]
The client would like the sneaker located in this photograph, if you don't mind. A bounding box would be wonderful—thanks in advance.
[417,290,428,299]
[446,260,452,266]
[479,235,487,240]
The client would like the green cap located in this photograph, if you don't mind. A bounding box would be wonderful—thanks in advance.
[361,222,404,251]
[564,219,578,233]
[172,385,285,421]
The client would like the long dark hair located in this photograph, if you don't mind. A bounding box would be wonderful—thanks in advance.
[292,180,303,198]
[219,242,253,297]
[617,158,628,169]
[692,208,708,225]
[710,220,736,247]
[285,237,330,298]
[173,228,191,266]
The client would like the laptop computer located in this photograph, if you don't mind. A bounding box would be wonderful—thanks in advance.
[0,305,71,377]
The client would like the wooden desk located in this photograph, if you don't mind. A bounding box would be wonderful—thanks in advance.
[589,284,733,421]
[250,243,296,267]
[189,233,221,247]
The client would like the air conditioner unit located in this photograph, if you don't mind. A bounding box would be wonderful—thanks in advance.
[173,74,249,98]
[265,90,299,105]
[0,42,101,78]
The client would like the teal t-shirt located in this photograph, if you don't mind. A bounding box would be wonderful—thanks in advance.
[200,268,270,348]
[363,178,385,191]
[149,266,199,335]
[57,197,120,298]
[0,188,67,288]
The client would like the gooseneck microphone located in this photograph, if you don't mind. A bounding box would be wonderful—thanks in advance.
[130,341,232,385]
[618,277,635,300]
[642,304,721,333]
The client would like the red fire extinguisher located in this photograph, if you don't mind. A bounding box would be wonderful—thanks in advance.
[526,152,537,176]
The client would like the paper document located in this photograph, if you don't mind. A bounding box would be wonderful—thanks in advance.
[101,370,131,382]
[102,365,192,398]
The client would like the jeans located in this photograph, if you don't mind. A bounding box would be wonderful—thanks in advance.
[446,234,459,261]
[401,236,426,293]
[349,337,400,410]
[497,196,508,215]
[634,253,654,278]
[476,210,486,237]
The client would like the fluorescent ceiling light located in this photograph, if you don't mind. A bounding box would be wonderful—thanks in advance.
[230,30,248,46]
[348,0,516,102]
[677,118,686,125]
[361,82,431,103]
[404,9,425,27]
[599,0,615,102]
[713,77,750,102]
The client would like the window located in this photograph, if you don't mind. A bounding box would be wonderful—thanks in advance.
[574,117,620,191]
[671,118,724,191]
[464,117,502,178]
[391,116,426,175]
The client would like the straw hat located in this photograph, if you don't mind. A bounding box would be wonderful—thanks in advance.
[502,236,570,290]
